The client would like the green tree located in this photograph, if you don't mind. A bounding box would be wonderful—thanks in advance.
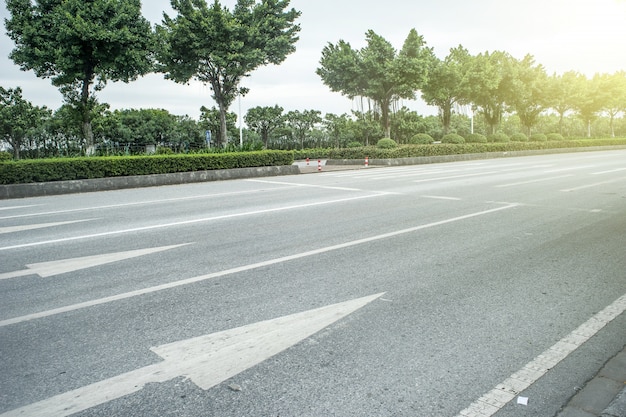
[285,109,322,150]
[323,113,355,148]
[390,107,425,143]
[199,105,238,145]
[0,87,50,159]
[596,71,626,137]
[546,71,580,136]
[5,0,154,153]
[317,29,434,138]
[508,55,549,136]
[572,74,603,138]
[421,45,471,135]
[157,0,301,148]
[244,105,285,148]
[463,51,515,135]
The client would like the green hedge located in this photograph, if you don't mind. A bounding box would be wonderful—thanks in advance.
[0,151,294,184]
[328,139,626,160]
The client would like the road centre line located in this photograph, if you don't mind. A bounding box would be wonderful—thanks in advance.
[421,195,463,201]
[495,174,575,188]
[245,179,395,193]
[0,194,384,251]
[0,188,289,220]
[457,292,626,417]
[592,167,626,175]
[0,203,517,327]
[413,171,500,183]
[560,178,622,192]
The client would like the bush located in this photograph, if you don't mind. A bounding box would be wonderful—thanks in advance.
[547,133,565,141]
[156,147,174,155]
[441,133,465,144]
[408,133,433,145]
[529,133,548,142]
[377,138,398,149]
[465,133,487,143]
[0,151,12,162]
[347,141,364,148]
[0,151,294,184]
[488,132,510,143]
[510,133,528,142]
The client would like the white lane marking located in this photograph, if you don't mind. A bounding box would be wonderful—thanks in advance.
[245,179,393,193]
[0,204,517,327]
[592,167,626,175]
[0,205,41,211]
[543,165,594,173]
[495,175,575,188]
[0,194,384,251]
[0,189,283,220]
[0,244,190,281]
[457,292,626,417]
[0,219,94,235]
[413,171,500,183]
[0,293,384,417]
[560,178,621,192]
[421,195,462,201]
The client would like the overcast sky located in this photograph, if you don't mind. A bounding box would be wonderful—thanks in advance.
[2,0,626,121]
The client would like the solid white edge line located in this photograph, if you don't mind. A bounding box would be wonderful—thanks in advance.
[456,292,626,417]
[0,204,517,327]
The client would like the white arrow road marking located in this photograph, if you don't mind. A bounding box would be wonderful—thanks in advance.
[0,219,93,235]
[0,293,384,417]
[0,204,517,327]
[0,244,191,281]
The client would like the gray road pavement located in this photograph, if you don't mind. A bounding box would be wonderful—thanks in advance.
[1,150,625,416]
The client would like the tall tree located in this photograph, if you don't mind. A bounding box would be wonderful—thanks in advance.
[285,109,321,150]
[0,87,50,159]
[157,0,301,147]
[546,71,580,136]
[508,55,549,136]
[5,0,154,153]
[421,45,471,135]
[595,71,626,137]
[318,29,434,138]
[572,74,603,138]
[245,105,285,148]
[463,51,515,135]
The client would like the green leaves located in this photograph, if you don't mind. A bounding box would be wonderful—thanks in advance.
[5,0,155,148]
[157,0,301,147]
[317,29,434,138]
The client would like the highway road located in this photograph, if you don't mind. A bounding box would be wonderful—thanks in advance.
[1,150,625,416]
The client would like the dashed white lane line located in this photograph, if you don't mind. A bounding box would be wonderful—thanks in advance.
[560,178,621,192]
[592,167,626,175]
[0,219,94,235]
[245,179,397,193]
[456,292,626,417]
[495,175,575,188]
[421,195,463,201]
[0,204,517,327]
[0,194,384,251]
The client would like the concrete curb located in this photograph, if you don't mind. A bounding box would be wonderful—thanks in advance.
[326,145,626,167]
[0,165,299,199]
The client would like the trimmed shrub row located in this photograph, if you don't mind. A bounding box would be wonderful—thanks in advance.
[0,151,294,184]
[328,139,626,160]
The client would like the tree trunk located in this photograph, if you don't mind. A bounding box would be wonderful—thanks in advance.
[218,101,228,148]
[80,76,95,155]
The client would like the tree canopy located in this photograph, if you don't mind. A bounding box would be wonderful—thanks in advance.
[317,29,434,138]
[4,0,154,152]
[156,0,301,147]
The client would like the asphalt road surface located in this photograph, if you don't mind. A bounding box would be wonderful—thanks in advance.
[1,150,625,417]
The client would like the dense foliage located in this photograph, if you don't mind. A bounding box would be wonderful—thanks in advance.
[3,1,626,160]
[0,151,294,184]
